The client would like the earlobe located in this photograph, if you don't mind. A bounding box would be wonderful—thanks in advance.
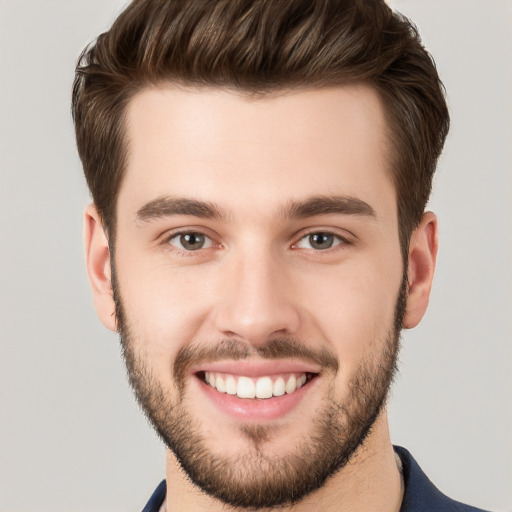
[84,204,117,332]
[403,212,439,329]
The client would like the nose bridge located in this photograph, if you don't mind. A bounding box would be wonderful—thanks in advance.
[214,243,300,345]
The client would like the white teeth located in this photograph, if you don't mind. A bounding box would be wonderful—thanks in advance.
[203,372,311,399]
[216,375,226,393]
[255,377,273,399]
[273,377,286,397]
[225,375,237,395]
[285,375,297,394]
[237,376,256,398]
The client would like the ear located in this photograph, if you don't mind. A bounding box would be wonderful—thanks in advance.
[84,204,117,332]
[403,211,439,329]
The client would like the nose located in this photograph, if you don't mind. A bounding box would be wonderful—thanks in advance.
[213,249,301,347]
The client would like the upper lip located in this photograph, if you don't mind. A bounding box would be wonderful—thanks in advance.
[190,359,322,378]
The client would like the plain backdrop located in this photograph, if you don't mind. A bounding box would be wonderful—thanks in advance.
[0,1,510,511]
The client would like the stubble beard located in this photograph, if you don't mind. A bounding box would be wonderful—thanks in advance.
[113,269,407,510]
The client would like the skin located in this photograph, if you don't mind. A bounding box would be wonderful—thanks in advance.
[84,85,438,511]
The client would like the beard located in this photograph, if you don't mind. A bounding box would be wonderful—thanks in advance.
[113,268,407,510]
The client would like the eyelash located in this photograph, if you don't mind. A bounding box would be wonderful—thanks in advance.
[292,231,350,252]
[164,230,219,257]
[162,229,352,257]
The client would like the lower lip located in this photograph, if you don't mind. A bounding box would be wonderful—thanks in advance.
[196,376,317,421]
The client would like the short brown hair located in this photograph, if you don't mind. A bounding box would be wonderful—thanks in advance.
[72,0,449,260]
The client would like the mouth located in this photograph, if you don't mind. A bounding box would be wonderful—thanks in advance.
[191,362,321,421]
[197,371,317,400]
[198,371,317,399]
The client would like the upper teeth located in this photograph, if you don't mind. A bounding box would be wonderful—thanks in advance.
[204,372,308,399]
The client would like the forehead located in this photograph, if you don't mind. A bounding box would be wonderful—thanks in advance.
[120,84,395,222]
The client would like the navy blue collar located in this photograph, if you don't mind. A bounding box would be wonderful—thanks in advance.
[142,446,489,511]
[142,479,166,512]
[394,445,489,512]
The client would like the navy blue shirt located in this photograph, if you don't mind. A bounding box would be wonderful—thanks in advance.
[142,446,490,511]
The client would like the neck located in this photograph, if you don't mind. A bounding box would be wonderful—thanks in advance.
[164,408,402,512]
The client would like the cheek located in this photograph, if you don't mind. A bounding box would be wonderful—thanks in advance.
[297,259,402,367]
[115,255,215,375]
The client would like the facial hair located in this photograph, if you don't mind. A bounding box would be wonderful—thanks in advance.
[113,268,407,509]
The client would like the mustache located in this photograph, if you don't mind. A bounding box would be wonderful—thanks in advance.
[173,338,339,389]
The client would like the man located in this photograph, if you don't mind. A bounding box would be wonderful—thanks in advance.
[72,1,488,511]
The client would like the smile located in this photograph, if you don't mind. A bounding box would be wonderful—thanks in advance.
[202,371,313,399]
[192,360,322,420]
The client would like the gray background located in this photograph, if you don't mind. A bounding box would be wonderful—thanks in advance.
[0,1,510,511]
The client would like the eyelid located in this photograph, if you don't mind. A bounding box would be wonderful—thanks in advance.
[161,227,222,255]
[291,228,353,250]
[168,231,213,250]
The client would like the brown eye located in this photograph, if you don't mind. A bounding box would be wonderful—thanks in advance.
[169,232,212,251]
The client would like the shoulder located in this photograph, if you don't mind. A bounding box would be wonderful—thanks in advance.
[395,446,491,512]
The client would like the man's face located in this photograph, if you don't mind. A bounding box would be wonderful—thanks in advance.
[111,85,406,507]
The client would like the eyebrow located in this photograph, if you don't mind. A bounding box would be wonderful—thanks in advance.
[136,197,227,222]
[280,195,376,220]
[135,194,376,224]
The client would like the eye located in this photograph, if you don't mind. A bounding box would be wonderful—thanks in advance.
[295,232,345,251]
[168,232,213,251]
